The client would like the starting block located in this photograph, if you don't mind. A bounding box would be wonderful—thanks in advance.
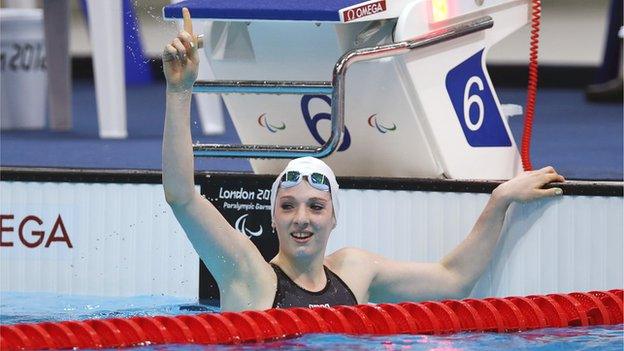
[164,0,529,179]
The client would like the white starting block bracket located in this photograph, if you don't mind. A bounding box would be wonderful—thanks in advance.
[164,0,528,180]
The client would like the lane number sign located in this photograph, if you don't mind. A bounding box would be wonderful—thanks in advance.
[446,50,512,147]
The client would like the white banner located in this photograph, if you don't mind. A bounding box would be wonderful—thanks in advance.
[0,181,199,298]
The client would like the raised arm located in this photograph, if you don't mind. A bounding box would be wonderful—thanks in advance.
[161,9,271,295]
[367,166,565,303]
[162,8,199,205]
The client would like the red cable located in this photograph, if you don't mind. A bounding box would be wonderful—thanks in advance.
[521,0,542,171]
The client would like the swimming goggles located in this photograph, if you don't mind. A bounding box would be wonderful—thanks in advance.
[279,171,331,192]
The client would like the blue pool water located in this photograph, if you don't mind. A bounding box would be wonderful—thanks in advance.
[1,292,622,351]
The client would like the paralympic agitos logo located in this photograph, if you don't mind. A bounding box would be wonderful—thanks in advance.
[257,113,286,133]
[367,114,397,133]
[235,213,263,238]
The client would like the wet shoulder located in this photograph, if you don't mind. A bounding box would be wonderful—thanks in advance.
[325,247,377,290]
[326,247,372,264]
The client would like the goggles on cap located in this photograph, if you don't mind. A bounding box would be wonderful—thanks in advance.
[279,171,330,192]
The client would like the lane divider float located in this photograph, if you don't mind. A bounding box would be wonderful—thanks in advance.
[1,290,621,350]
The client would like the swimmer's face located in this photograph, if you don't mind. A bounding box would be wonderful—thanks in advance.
[273,180,335,259]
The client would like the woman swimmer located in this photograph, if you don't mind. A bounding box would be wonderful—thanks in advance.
[162,8,565,312]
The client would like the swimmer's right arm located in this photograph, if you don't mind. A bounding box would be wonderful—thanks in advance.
[161,9,272,288]
[162,10,199,205]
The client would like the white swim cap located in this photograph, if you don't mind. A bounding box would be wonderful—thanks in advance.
[270,157,340,222]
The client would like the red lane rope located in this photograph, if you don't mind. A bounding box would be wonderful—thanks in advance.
[1,290,621,350]
[521,0,542,171]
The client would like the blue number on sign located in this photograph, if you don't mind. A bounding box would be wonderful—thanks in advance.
[445,50,511,147]
[301,95,351,152]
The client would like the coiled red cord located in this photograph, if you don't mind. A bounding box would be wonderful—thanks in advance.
[521,0,541,171]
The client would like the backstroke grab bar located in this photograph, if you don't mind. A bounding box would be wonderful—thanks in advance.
[192,16,493,159]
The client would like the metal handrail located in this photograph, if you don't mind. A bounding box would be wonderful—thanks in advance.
[192,16,493,158]
[193,80,333,95]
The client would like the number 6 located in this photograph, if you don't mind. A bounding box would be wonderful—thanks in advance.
[463,76,484,131]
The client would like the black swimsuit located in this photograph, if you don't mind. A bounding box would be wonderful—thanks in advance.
[271,263,358,308]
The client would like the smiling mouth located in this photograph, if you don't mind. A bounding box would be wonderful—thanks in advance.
[290,232,314,241]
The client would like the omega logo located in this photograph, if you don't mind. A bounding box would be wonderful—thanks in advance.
[0,214,73,248]
[343,0,387,22]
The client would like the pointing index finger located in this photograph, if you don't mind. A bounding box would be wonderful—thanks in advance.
[182,7,193,35]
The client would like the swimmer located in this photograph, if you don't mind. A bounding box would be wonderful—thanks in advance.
[162,8,565,311]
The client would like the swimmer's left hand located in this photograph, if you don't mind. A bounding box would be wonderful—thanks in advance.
[493,166,565,205]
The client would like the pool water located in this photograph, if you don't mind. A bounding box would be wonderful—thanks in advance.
[0,292,211,325]
[1,292,623,351]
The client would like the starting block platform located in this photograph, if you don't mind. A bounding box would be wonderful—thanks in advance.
[164,0,529,179]
[165,0,408,22]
